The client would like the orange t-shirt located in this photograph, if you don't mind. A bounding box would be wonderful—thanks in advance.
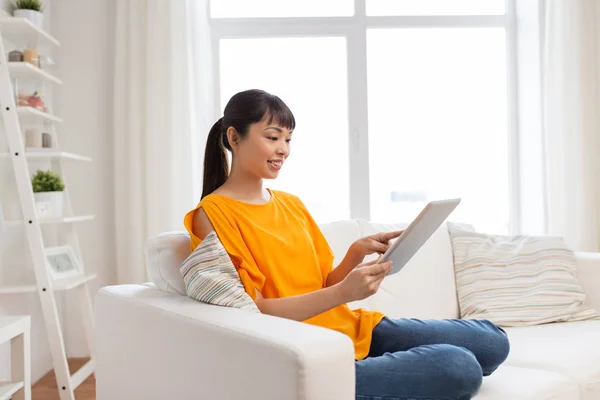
[183,189,384,360]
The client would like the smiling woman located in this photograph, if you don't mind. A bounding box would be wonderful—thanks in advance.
[185,88,392,353]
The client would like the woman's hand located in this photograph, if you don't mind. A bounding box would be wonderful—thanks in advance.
[336,259,393,303]
[326,230,403,288]
[351,230,404,260]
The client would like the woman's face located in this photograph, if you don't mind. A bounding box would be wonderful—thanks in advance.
[228,118,292,180]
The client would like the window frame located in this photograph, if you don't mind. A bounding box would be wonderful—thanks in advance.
[208,0,520,233]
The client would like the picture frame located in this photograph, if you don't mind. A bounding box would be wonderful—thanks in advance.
[44,246,84,281]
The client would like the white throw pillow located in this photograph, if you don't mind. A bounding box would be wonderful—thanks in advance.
[180,231,259,313]
[448,222,600,327]
[145,232,190,295]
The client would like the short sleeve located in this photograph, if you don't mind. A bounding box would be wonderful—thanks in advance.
[291,195,335,286]
[199,200,266,301]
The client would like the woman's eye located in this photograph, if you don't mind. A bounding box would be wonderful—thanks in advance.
[268,137,277,141]
[286,139,292,143]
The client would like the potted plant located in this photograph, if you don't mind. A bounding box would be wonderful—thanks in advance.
[31,169,64,219]
[13,0,43,29]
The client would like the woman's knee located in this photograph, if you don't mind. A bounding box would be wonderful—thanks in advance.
[422,344,483,398]
[356,345,483,400]
[480,320,510,375]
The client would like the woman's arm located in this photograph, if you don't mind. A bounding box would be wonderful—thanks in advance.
[257,259,389,321]
[325,244,364,287]
[192,207,389,321]
[253,285,345,321]
[325,230,403,287]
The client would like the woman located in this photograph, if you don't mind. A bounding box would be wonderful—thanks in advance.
[184,89,510,399]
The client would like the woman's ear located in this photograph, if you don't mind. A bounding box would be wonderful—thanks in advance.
[226,127,239,149]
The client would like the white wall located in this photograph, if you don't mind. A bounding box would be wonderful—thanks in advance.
[0,0,116,384]
[52,0,116,359]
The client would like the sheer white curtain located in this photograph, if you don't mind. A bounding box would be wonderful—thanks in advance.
[113,0,214,283]
[542,0,600,251]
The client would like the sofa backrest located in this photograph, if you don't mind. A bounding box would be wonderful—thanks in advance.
[145,219,460,319]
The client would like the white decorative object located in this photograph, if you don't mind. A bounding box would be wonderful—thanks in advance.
[24,127,43,148]
[33,190,63,218]
[13,9,43,29]
[44,245,83,281]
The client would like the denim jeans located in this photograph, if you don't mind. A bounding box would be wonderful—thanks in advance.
[355,317,510,400]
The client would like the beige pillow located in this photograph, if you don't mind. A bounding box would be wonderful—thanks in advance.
[448,222,600,327]
[180,231,259,313]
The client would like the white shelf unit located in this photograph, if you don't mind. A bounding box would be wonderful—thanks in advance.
[8,62,62,84]
[0,316,31,400]
[0,150,92,161]
[0,17,59,47]
[0,382,24,400]
[0,274,97,295]
[16,106,63,123]
[5,214,95,226]
[0,17,95,400]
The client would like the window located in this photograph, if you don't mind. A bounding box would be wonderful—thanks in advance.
[219,38,351,222]
[211,0,353,18]
[367,28,509,234]
[209,1,516,232]
[366,0,505,16]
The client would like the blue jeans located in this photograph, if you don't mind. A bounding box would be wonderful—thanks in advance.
[355,317,510,400]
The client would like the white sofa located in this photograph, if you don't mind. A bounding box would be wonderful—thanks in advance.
[95,219,600,400]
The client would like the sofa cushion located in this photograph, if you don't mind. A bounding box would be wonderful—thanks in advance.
[354,220,460,320]
[180,231,259,312]
[503,321,600,399]
[145,231,190,295]
[318,219,361,267]
[474,365,580,400]
[448,222,600,327]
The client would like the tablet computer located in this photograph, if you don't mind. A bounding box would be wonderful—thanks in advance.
[377,198,461,275]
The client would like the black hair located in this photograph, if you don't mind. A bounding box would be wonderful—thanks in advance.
[201,89,296,199]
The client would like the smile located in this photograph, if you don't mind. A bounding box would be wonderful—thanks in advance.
[268,160,283,170]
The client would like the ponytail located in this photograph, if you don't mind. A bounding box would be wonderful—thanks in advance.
[201,118,229,199]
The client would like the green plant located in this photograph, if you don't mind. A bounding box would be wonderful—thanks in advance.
[14,0,43,12]
[31,169,64,193]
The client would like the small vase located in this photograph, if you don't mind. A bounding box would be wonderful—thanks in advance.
[33,191,63,219]
[14,9,43,29]
[24,127,43,149]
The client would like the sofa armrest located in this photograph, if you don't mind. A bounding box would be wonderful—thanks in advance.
[575,252,600,311]
[94,284,355,400]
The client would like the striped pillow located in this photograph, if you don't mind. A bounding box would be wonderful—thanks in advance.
[180,231,259,313]
[448,222,600,327]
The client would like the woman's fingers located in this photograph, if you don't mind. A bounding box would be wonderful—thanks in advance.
[368,268,389,287]
[378,230,404,241]
[365,260,392,276]
[373,242,389,254]
[360,259,379,267]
